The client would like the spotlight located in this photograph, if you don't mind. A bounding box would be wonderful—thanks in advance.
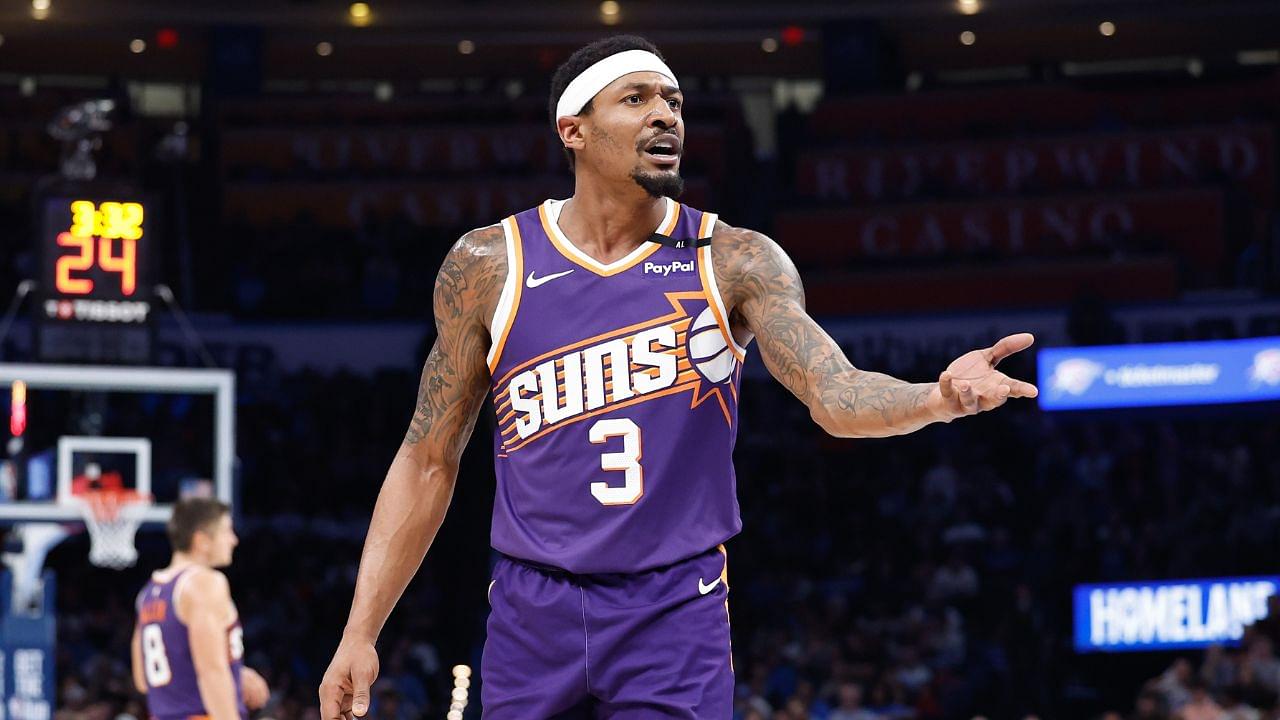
[1099,21,1116,37]
[458,39,475,55]
[316,41,333,57]
[957,0,981,15]
[130,39,147,54]
[349,2,371,26]
[600,0,620,25]
[960,30,976,46]
[761,38,778,53]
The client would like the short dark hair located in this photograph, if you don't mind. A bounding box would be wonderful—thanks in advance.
[548,35,665,171]
[166,497,230,552]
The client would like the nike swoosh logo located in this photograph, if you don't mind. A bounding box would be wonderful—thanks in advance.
[698,577,722,595]
[526,269,574,288]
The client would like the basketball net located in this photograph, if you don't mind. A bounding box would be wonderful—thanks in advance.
[69,489,151,569]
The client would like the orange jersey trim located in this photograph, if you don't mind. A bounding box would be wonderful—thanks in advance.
[718,543,733,670]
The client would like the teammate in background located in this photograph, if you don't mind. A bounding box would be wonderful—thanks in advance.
[321,34,1039,718]
[132,498,270,720]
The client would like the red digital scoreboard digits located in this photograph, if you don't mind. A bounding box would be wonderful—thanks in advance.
[38,195,153,344]
[37,195,154,362]
[54,200,144,297]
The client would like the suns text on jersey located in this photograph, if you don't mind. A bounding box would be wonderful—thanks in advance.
[505,323,690,440]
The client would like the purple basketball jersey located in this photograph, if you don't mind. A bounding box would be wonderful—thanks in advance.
[136,568,247,720]
[486,198,748,574]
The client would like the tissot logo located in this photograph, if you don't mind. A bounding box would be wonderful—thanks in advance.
[643,260,694,276]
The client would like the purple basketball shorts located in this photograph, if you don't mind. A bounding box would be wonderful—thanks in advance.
[480,546,733,719]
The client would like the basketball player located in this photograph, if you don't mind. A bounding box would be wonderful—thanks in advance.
[320,35,1039,719]
[132,498,270,720]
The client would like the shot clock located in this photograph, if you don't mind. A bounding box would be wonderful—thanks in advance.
[37,195,155,363]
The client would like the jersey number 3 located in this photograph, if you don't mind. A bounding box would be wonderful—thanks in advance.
[589,418,643,505]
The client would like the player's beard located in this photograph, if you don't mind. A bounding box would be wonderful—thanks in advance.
[630,166,685,199]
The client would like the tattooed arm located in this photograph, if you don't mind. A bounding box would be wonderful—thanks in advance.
[320,225,505,720]
[712,223,1037,438]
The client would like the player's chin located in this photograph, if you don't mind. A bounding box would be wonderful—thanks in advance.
[630,166,685,199]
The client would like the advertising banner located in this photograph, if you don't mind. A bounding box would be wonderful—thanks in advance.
[1039,336,1280,410]
[1074,576,1279,653]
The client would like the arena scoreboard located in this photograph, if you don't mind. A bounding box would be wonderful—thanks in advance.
[36,195,155,363]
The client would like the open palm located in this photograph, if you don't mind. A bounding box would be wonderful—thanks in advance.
[928,333,1040,420]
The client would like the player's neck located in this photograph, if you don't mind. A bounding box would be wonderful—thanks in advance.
[166,552,210,573]
[561,177,667,263]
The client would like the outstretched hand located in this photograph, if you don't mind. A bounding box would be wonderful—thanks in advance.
[928,333,1039,421]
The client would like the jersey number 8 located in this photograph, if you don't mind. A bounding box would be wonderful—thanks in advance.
[142,624,173,687]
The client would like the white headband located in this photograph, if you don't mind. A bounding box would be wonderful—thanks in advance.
[555,49,679,119]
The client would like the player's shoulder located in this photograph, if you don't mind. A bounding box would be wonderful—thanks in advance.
[182,566,231,598]
[707,220,795,289]
[435,223,509,317]
[451,223,508,265]
[709,219,787,263]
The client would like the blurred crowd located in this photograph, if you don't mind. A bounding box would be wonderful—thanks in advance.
[28,351,1280,720]
[2,69,1278,322]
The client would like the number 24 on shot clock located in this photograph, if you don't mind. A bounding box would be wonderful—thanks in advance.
[55,200,145,297]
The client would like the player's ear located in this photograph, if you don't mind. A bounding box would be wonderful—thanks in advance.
[192,527,211,552]
[556,115,586,154]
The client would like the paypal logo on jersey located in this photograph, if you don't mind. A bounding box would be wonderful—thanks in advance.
[643,260,694,276]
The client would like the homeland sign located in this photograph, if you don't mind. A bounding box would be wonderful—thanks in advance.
[1074,577,1279,653]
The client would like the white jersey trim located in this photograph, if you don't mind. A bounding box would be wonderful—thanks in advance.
[697,213,751,359]
[486,218,522,373]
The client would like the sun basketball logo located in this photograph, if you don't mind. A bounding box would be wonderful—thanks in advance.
[687,308,736,384]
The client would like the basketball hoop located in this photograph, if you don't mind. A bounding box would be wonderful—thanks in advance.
[68,489,152,569]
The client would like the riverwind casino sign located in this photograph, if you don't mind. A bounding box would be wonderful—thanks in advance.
[1074,577,1279,653]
